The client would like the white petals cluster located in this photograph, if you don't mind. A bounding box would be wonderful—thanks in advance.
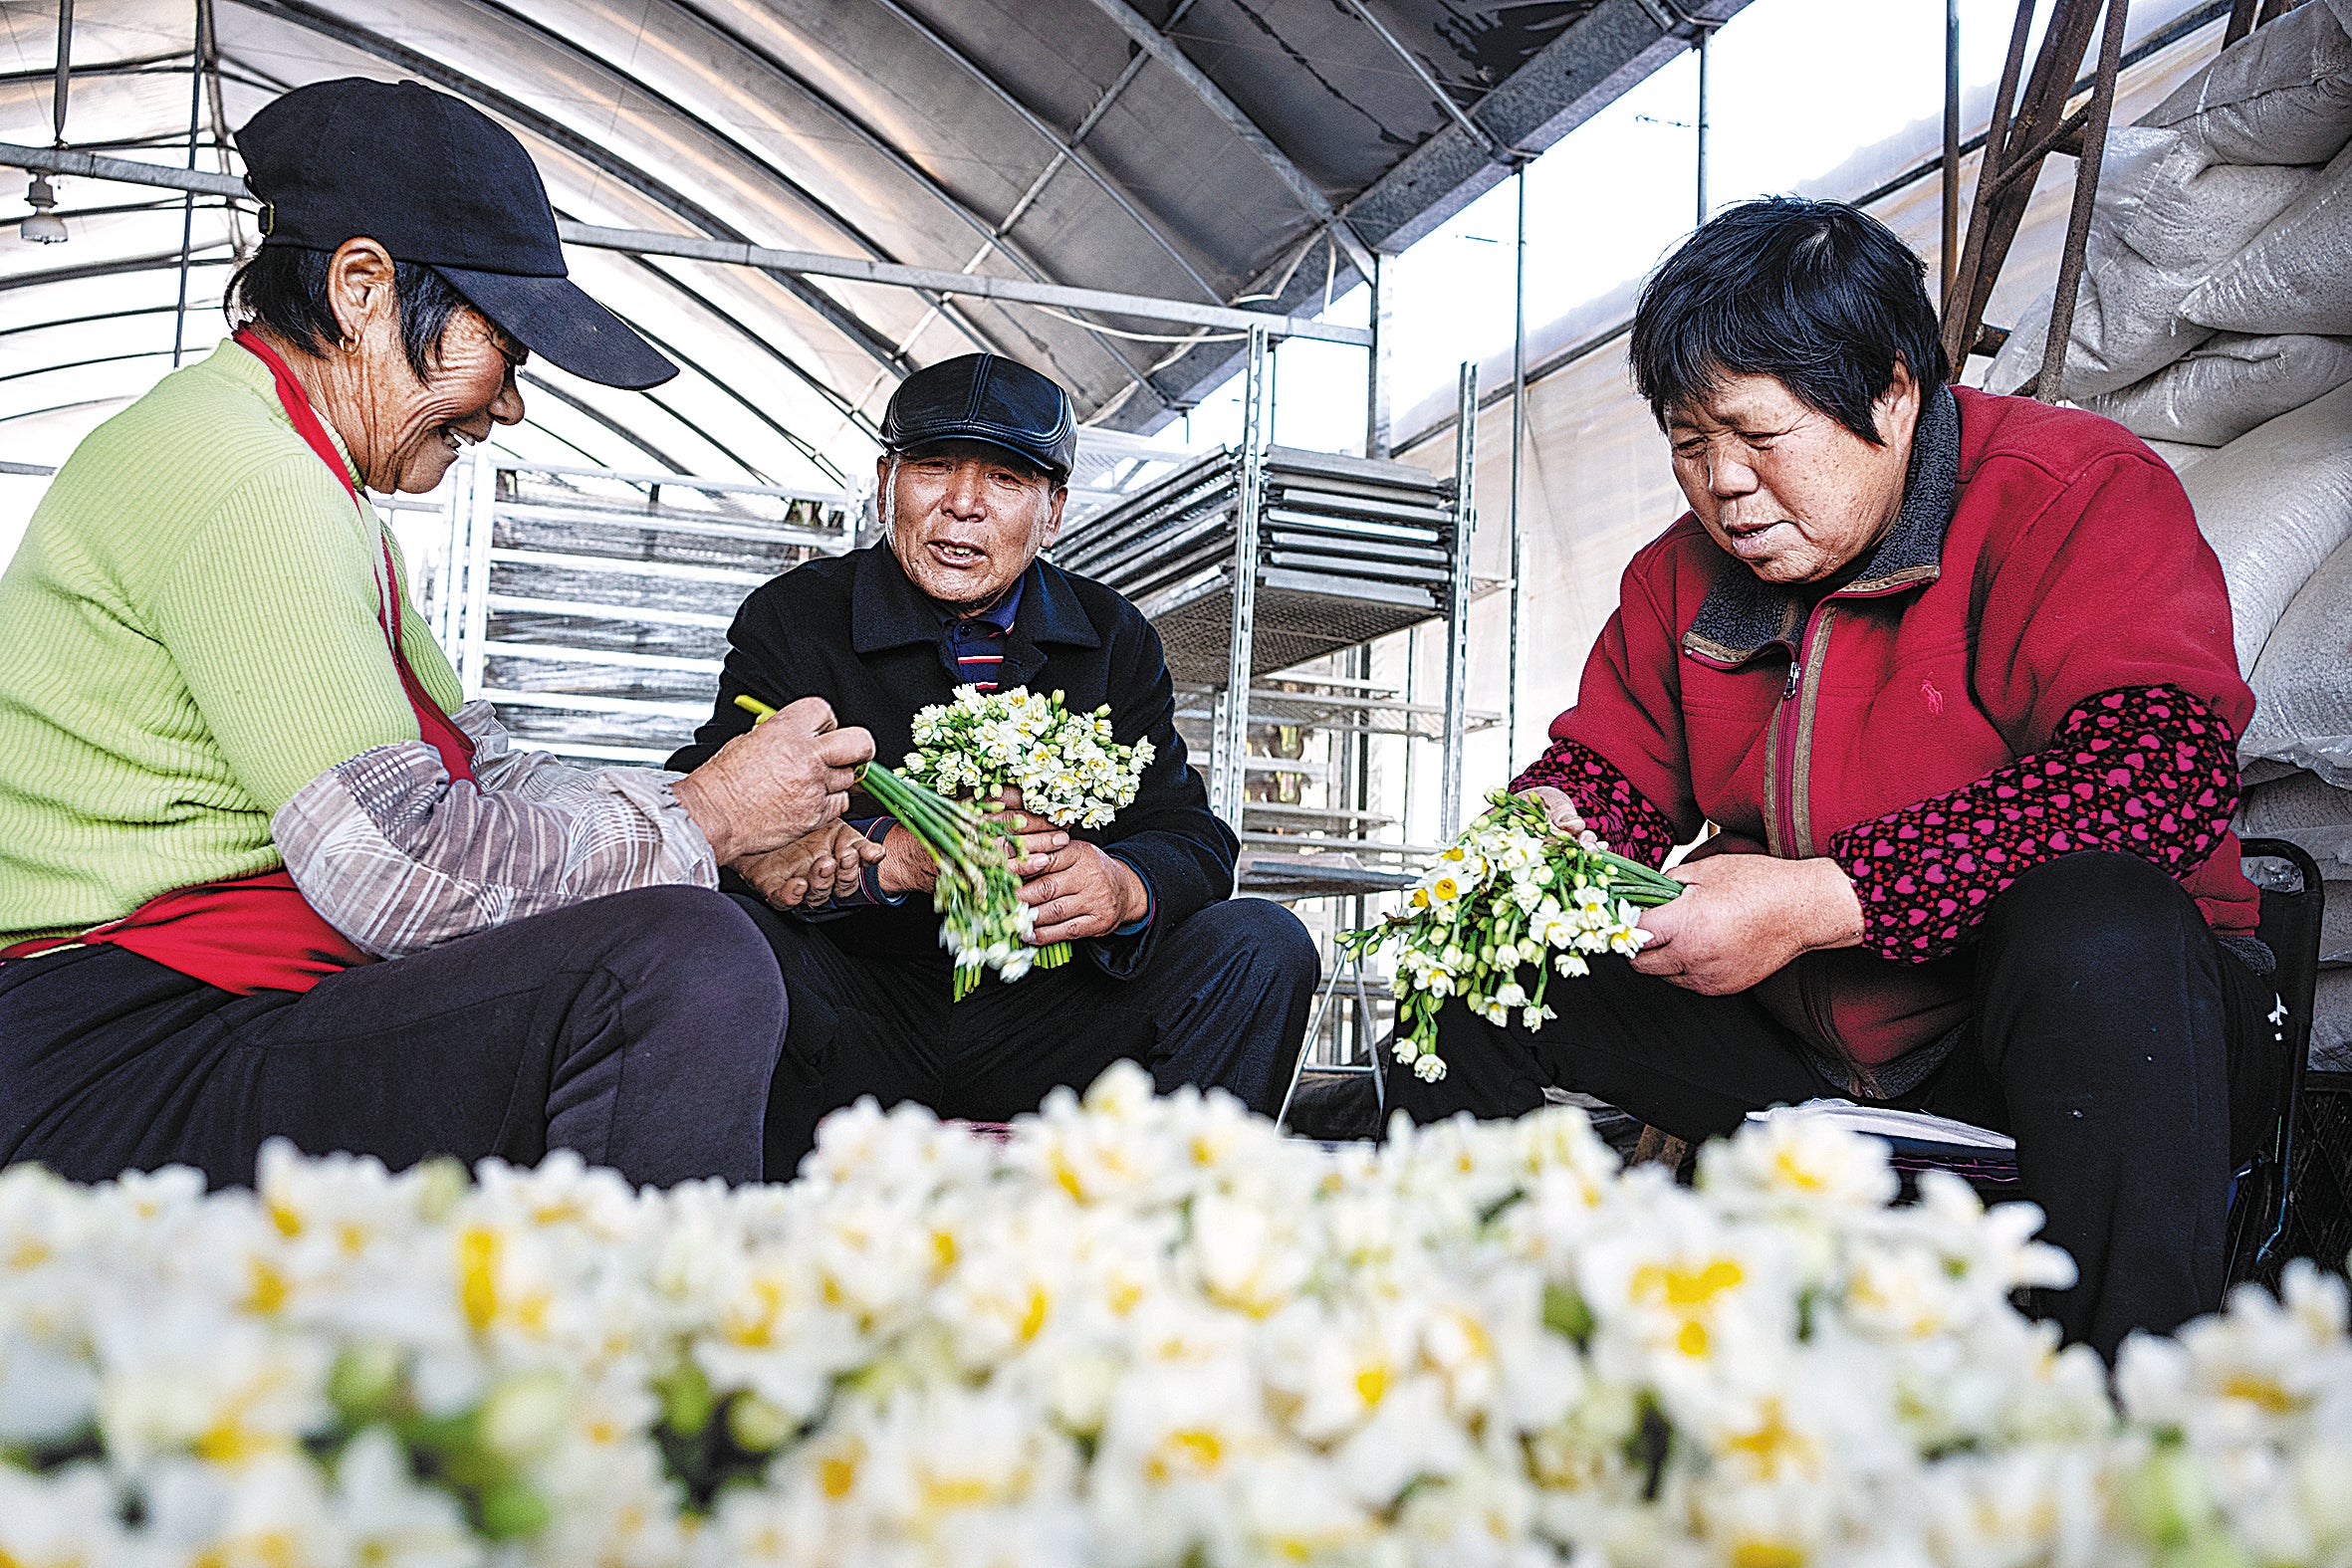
[904,686,1152,829]
[1351,790,1680,1081]
[4,1071,2350,1568]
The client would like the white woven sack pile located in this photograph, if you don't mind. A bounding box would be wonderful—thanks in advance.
[1987,4,2352,1062]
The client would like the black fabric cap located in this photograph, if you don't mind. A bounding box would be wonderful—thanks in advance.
[881,353,1076,480]
[237,78,676,390]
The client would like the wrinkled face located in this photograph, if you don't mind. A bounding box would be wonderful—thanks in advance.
[881,443,1066,608]
[1666,368,1919,585]
[352,307,527,495]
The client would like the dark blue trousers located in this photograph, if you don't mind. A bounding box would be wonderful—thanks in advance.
[739,895,1319,1180]
[0,886,787,1189]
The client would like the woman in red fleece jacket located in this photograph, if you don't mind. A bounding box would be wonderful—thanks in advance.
[1387,198,2271,1358]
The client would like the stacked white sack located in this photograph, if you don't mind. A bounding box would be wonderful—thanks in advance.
[1989,5,2352,1061]
[1987,0,2352,447]
[2177,380,2352,678]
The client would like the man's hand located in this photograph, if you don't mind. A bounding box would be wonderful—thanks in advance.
[873,822,941,897]
[1018,840,1148,945]
[984,789,1068,874]
[737,820,883,911]
[1628,854,1865,995]
[1520,785,1586,836]
[673,696,874,864]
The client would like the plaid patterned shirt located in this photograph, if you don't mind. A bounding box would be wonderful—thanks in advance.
[271,701,716,959]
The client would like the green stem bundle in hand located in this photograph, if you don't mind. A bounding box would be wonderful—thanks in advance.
[735,695,1037,1000]
[1342,788,1683,1082]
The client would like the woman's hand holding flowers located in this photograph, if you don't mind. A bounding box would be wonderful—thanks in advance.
[1519,784,1587,836]
[1631,853,1865,994]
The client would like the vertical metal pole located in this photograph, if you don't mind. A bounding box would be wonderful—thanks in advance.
[2038,0,2131,405]
[171,2,204,367]
[1401,624,1419,843]
[51,0,73,145]
[1364,252,1391,460]
[1942,0,1961,310]
[1441,360,1477,841]
[435,458,469,655]
[1694,25,1711,226]
[1346,639,1372,1063]
[1213,324,1270,829]
[1507,164,1528,767]
[458,448,498,697]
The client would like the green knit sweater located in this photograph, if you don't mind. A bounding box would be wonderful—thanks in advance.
[0,340,462,948]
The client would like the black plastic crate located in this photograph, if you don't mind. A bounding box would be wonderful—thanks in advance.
[2274,1070,2352,1280]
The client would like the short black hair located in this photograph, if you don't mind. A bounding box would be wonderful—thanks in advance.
[226,245,474,380]
[1629,197,1949,445]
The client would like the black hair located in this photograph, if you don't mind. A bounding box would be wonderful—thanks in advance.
[226,245,474,380]
[1628,196,1950,445]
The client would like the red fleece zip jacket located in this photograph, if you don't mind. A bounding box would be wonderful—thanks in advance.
[1524,386,2255,1078]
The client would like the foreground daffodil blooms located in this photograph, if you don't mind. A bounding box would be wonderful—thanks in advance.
[2,1064,2348,1567]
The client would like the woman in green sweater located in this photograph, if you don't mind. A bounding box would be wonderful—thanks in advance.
[0,79,870,1189]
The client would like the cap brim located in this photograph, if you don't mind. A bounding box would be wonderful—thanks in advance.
[436,266,677,390]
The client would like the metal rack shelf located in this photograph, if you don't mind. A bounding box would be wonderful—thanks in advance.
[1053,332,1484,853]
[1054,442,1464,686]
[426,451,856,764]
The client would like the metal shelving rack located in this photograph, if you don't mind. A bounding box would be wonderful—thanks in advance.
[1054,342,1498,1102]
[1054,334,1492,892]
[424,449,856,764]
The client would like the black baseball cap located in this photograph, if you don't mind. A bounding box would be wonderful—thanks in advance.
[880,353,1076,481]
[238,78,676,391]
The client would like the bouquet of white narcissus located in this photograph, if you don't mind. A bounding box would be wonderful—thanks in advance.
[7,1068,2351,1568]
[1344,787,1684,1082]
[902,685,1155,976]
[902,685,1154,831]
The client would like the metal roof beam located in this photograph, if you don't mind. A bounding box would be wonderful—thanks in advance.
[1109,0,1750,430]
[649,0,1160,397]
[1077,0,1374,279]
[553,223,1369,344]
[859,0,1221,304]
[1341,0,1745,255]
[0,144,1369,345]
[519,372,694,476]
[220,0,920,376]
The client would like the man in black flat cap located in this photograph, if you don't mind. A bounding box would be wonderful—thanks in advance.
[670,354,1320,1177]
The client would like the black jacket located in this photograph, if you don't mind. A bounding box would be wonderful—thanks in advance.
[668,544,1237,979]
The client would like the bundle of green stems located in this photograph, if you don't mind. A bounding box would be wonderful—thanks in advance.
[733,695,1047,999]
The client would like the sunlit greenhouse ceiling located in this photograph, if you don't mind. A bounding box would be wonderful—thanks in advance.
[0,0,1741,490]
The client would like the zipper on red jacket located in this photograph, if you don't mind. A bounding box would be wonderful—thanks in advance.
[1765,602,1838,858]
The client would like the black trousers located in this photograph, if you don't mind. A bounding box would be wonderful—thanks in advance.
[740,895,1320,1180]
[1383,852,2271,1357]
[0,886,787,1190]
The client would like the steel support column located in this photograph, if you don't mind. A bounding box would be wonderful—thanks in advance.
[1365,252,1392,458]
[1212,324,1271,833]
[1442,360,1478,841]
[1507,167,1528,763]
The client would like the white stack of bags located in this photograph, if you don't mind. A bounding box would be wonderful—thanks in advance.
[1987,0,2352,1068]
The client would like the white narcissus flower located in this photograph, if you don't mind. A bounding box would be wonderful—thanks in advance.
[333,1426,484,1568]
[7,1068,2352,1568]
[0,1463,131,1568]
